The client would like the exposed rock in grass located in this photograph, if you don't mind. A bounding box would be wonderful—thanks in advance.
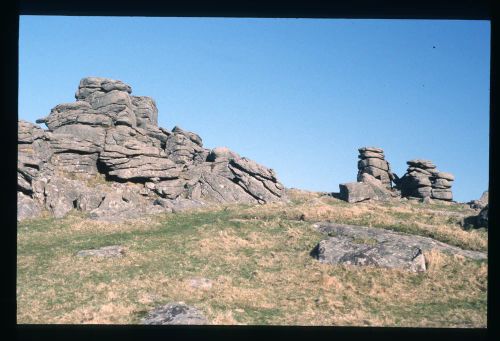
[141,303,208,325]
[312,222,486,271]
[76,245,125,258]
[313,234,427,272]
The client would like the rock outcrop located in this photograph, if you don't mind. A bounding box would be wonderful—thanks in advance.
[477,205,489,228]
[311,222,487,272]
[462,205,489,230]
[17,77,286,221]
[398,160,454,201]
[468,191,488,210]
[339,147,399,203]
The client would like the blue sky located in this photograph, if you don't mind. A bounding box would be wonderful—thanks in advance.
[19,16,490,202]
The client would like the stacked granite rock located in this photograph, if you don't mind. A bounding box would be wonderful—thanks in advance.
[17,77,286,221]
[399,159,454,201]
[357,147,395,188]
[339,147,399,203]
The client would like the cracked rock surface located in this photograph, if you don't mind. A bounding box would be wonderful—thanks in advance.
[17,77,286,221]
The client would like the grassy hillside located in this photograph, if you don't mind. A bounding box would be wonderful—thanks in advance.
[17,189,488,326]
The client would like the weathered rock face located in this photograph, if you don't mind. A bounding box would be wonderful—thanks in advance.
[17,77,286,221]
[398,159,454,201]
[311,222,487,272]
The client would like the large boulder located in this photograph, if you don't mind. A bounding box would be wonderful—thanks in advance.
[339,182,377,203]
[339,174,394,203]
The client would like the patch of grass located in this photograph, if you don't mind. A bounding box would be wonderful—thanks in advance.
[17,192,487,326]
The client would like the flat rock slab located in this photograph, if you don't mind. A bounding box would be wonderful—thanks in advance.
[314,234,427,272]
[312,222,486,271]
[141,303,208,325]
[76,245,125,258]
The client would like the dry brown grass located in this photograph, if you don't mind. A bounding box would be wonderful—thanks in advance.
[239,190,487,251]
[17,190,487,327]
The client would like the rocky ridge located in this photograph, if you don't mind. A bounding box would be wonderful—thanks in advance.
[17,77,286,221]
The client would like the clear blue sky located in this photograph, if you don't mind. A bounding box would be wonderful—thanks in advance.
[19,16,490,202]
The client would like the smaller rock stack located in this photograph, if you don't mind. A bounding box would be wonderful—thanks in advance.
[339,146,398,203]
[357,147,394,188]
[399,159,454,201]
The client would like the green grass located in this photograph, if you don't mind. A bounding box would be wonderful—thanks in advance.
[17,194,487,326]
